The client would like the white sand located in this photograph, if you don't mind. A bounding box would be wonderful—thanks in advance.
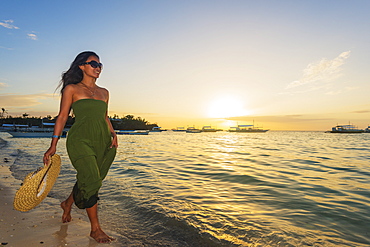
[0,165,123,247]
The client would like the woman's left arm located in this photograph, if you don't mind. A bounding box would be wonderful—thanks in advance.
[105,91,118,148]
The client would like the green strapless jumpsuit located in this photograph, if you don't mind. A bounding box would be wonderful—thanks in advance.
[66,99,116,209]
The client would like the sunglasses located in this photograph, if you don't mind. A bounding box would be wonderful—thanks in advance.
[81,60,103,68]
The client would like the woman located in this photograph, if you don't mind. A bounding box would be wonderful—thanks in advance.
[43,51,118,243]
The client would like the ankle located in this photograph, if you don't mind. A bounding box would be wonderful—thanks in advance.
[91,225,102,232]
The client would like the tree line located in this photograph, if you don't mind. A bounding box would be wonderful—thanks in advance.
[0,111,158,130]
[109,114,158,130]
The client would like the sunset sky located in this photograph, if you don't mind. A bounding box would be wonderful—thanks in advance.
[1,0,370,130]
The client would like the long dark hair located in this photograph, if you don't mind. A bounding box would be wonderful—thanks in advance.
[57,51,100,93]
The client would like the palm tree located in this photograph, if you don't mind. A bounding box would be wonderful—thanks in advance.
[1,108,7,118]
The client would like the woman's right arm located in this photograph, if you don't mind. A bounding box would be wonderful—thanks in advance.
[43,85,74,165]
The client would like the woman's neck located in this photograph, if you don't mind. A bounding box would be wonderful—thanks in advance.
[81,78,97,87]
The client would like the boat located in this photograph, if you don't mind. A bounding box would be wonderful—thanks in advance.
[172,127,187,132]
[186,127,202,133]
[116,130,149,135]
[327,124,364,133]
[0,124,29,132]
[4,123,67,138]
[150,127,166,132]
[201,126,217,132]
[228,124,269,133]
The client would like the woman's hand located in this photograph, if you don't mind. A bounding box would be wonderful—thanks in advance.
[43,146,56,165]
[110,135,118,148]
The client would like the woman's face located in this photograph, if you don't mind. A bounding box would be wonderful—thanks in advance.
[79,55,102,79]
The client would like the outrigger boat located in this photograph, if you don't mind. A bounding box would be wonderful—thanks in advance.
[201,126,218,132]
[150,127,166,132]
[228,124,268,133]
[186,127,202,133]
[4,123,67,138]
[327,124,364,133]
[172,127,186,132]
[116,130,149,135]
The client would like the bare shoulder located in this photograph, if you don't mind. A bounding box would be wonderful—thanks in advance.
[64,84,78,93]
[97,86,109,98]
[97,85,109,93]
[62,84,78,96]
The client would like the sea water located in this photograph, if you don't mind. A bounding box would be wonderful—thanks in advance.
[1,131,369,246]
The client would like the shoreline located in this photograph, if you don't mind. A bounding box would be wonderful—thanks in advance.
[0,137,124,247]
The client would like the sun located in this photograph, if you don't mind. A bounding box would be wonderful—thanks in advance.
[207,96,250,118]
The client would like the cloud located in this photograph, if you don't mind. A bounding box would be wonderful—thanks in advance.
[27,33,38,40]
[0,82,8,90]
[0,46,14,50]
[0,93,54,107]
[228,114,333,123]
[1,20,38,41]
[0,19,19,29]
[351,110,370,114]
[287,51,351,90]
[325,86,358,95]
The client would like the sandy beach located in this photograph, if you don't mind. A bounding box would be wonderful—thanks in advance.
[0,166,119,247]
[0,164,122,247]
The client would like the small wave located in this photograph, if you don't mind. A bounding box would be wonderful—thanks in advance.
[0,137,8,149]
[2,132,370,246]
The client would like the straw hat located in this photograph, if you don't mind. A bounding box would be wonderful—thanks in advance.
[13,154,61,212]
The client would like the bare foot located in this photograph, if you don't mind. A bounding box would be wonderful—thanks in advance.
[90,228,115,243]
[60,201,72,223]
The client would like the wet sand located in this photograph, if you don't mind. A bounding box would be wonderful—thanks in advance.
[0,165,122,247]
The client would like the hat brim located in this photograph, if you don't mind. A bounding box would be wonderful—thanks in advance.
[13,154,61,212]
